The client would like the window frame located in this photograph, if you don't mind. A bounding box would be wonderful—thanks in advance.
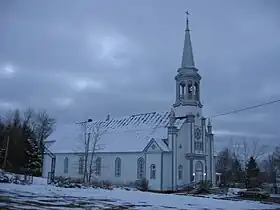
[64,157,69,174]
[95,157,101,176]
[78,156,84,174]
[115,157,121,177]
[178,165,183,180]
[137,157,145,179]
[150,164,156,179]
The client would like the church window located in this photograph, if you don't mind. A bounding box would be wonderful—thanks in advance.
[194,128,202,140]
[78,156,84,174]
[95,157,101,176]
[178,165,183,180]
[179,82,185,99]
[151,144,156,150]
[64,157,69,174]
[195,141,203,151]
[115,157,121,177]
[187,80,193,99]
[137,157,145,179]
[150,164,156,179]
[194,82,199,100]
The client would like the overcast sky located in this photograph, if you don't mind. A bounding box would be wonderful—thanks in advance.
[0,0,280,151]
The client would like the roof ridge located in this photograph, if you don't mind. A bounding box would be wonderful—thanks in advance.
[91,110,170,123]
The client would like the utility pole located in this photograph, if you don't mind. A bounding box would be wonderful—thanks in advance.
[84,132,91,183]
[2,135,10,170]
[76,118,92,183]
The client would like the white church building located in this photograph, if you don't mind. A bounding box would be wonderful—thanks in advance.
[43,16,216,191]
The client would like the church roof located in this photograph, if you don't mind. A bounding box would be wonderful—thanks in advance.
[47,111,185,154]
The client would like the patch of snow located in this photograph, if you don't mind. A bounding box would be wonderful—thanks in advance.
[1,183,280,210]
[0,170,47,185]
[228,188,245,195]
[33,176,48,185]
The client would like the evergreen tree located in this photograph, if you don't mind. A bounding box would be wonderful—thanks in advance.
[22,118,42,176]
[245,157,260,188]
[25,138,42,176]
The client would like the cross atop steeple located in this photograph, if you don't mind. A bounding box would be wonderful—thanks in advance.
[185,11,190,31]
[181,11,195,69]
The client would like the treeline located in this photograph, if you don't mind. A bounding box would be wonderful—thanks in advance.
[216,142,280,188]
[0,109,56,176]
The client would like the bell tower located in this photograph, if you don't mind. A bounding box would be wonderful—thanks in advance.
[173,12,203,118]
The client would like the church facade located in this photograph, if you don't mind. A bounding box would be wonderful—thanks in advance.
[42,17,215,191]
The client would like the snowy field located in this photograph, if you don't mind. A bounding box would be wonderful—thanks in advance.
[1,183,280,210]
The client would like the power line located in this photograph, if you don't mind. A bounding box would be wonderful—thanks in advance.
[208,98,280,119]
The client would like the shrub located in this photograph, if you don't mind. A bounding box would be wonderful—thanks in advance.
[195,180,212,194]
[100,180,113,190]
[135,178,149,191]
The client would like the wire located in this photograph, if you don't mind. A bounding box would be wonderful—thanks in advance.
[208,98,280,119]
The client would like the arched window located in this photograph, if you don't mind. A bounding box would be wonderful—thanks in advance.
[195,161,203,181]
[64,157,69,174]
[115,157,121,177]
[95,157,101,176]
[179,82,185,99]
[178,165,183,180]
[150,164,156,179]
[194,82,199,100]
[137,157,145,179]
[187,80,193,99]
[78,156,84,174]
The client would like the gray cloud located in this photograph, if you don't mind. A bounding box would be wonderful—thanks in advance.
[1,0,280,151]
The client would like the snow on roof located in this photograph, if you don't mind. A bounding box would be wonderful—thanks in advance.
[48,111,185,154]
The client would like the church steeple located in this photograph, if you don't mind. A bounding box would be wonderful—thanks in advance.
[181,11,195,69]
[173,12,202,118]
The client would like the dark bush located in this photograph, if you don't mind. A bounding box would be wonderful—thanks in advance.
[135,178,149,191]
[194,180,212,194]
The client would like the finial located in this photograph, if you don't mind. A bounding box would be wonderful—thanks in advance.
[185,11,190,31]
[169,108,176,126]
[207,118,212,133]
[207,118,212,127]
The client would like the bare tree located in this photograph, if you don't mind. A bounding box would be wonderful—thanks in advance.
[74,120,108,184]
[23,108,34,125]
[261,154,276,183]
[215,148,233,185]
[30,110,56,149]
[231,138,268,168]
[72,122,90,183]
[87,122,107,183]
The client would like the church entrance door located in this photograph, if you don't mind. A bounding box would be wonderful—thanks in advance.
[195,161,203,182]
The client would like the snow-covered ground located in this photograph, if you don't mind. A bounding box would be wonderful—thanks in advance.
[1,183,280,210]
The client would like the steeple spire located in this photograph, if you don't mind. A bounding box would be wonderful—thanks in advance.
[181,11,195,69]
